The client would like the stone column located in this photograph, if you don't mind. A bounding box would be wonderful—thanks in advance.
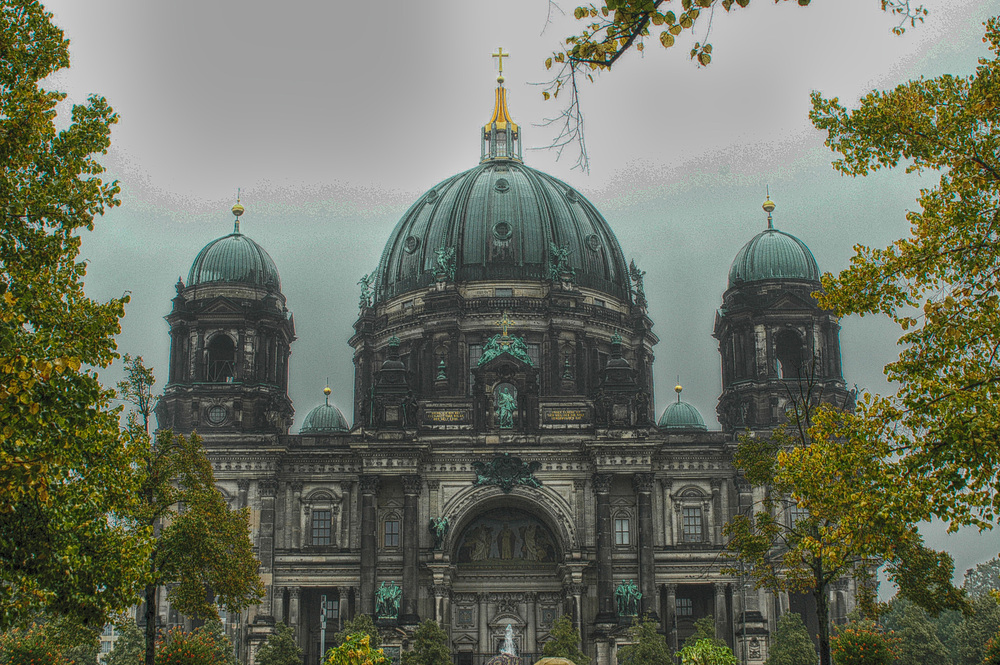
[237,479,250,509]
[633,473,657,618]
[257,479,277,619]
[290,482,303,549]
[661,479,674,546]
[714,582,731,646]
[288,587,302,649]
[478,593,490,654]
[664,584,678,653]
[711,478,724,545]
[272,587,285,623]
[359,475,380,616]
[525,593,537,655]
[593,473,615,622]
[401,474,422,624]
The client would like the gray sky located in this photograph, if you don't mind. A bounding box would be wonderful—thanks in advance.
[43,0,999,587]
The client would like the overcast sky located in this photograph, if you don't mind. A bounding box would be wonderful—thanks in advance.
[42,0,999,587]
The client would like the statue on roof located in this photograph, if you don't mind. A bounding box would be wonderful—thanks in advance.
[358,271,375,309]
[549,242,575,283]
[433,245,457,281]
[629,259,647,309]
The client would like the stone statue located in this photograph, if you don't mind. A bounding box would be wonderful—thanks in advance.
[375,580,402,619]
[629,259,647,309]
[433,245,456,281]
[615,579,641,617]
[428,516,449,549]
[357,271,375,309]
[496,389,516,429]
[549,242,575,283]
[500,623,517,656]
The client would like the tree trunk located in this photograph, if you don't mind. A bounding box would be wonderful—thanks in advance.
[145,581,157,665]
[814,583,831,665]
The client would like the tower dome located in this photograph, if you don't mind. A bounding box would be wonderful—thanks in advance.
[188,233,281,290]
[300,388,350,434]
[658,385,707,430]
[372,76,630,304]
[727,198,819,288]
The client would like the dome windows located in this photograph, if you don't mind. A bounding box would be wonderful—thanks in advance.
[206,335,236,383]
[492,221,513,241]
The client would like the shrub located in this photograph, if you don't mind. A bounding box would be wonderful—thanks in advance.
[830,621,900,665]
[0,624,68,665]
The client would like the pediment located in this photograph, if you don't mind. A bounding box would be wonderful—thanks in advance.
[763,291,816,311]
[200,296,244,315]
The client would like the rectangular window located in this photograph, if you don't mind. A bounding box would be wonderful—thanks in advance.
[790,503,808,528]
[384,519,400,547]
[100,641,112,653]
[614,518,630,546]
[594,298,606,308]
[495,288,513,298]
[311,510,332,545]
[527,343,540,368]
[469,344,482,395]
[682,507,703,542]
[676,597,693,617]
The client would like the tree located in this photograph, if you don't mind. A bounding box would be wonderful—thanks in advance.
[401,620,450,665]
[681,616,722,652]
[322,633,388,665]
[724,377,965,665]
[966,558,1000,600]
[0,0,147,630]
[616,616,673,665]
[881,600,951,665]
[255,623,302,665]
[541,615,589,665]
[764,613,816,665]
[678,639,737,665]
[335,615,381,649]
[955,596,1000,665]
[543,0,928,169]
[808,17,1000,533]
[105,622,144,665]
[118,356,263,665]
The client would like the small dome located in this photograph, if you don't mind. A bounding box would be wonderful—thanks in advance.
[300,402,350,434]
[188,233,281,290]
[728,228,820,289]
[658,400,707,431]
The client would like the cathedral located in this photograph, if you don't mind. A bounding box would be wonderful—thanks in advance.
[154,67,857,665]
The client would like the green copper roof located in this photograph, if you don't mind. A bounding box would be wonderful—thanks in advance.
[300,402,350,434]
[658,400,707,430]
[728,228,820,289]
[188,232,281,290]
[374,162,631,303]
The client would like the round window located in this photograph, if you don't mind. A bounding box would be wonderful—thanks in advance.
[425,189,438,204]
[494,178,510,192]
[586,234,602,252]
[566,188,579,203]
[207,405,228,425]
[493,221,513,241]
[404,236,420,254]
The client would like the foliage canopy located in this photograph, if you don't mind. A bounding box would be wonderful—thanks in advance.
[401,620,450,665]
[616,616,673,665]
[764,613,816,665]
[542,615,590,665]
[255,623,303,665]
[809,17,1000,532]
[0,0,147,630]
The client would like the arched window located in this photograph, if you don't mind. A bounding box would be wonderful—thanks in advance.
[207,335,236,382]
[774,329,804,379]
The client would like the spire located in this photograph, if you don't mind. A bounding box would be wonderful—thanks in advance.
[232,189,244,234]
[763,187,775,230]
[482,48,523,163]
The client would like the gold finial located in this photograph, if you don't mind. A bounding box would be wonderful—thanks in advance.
[232,189,244,233]
[493,47,510,84]
[763,186,775,229]
[675,377,683,403]
[324,381,331,405]
[494,311,515,337]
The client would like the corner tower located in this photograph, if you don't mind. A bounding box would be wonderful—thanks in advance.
[714,197,850,433]
[157,201,296,435]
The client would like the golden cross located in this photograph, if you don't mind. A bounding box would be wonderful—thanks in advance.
[494,311,515,337]
[492,47,510,75]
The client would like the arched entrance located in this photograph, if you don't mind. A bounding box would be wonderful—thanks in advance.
[449,506,568,663]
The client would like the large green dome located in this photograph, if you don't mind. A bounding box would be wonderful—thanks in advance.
[188,232,281,290]
[728,227,820,289]
[374,161,631,303]
[300,401,350,434]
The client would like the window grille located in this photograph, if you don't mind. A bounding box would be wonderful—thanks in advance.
[682,506,703,542]
[312,510,332,545]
